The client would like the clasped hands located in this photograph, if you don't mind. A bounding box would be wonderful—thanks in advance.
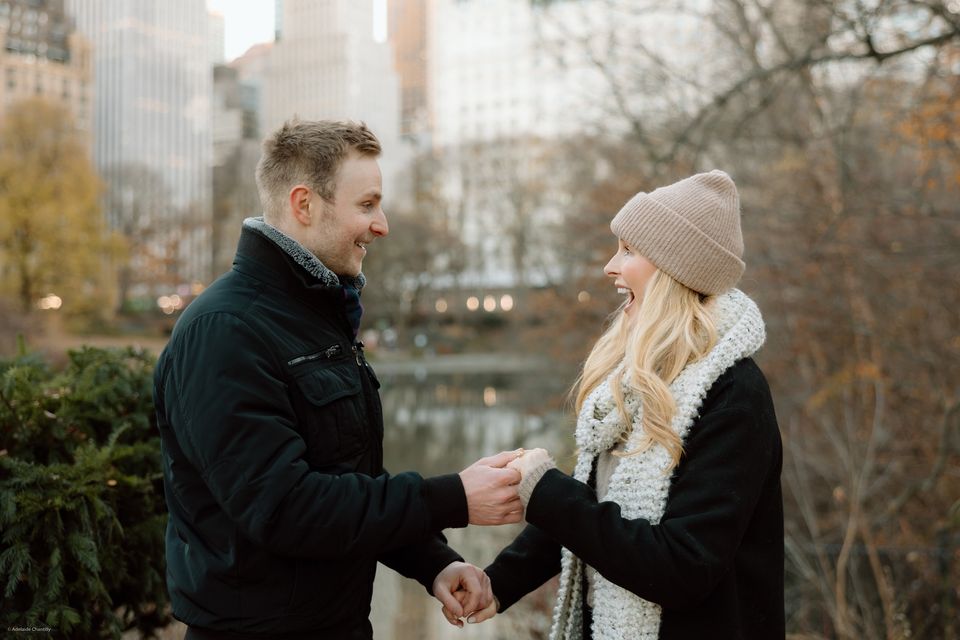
[432,448,552,626]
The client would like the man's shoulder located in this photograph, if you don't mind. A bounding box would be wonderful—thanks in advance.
[163,275,260,351]
[174,270,261,325]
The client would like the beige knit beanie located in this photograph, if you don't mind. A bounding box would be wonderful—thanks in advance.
[610,170,744,296]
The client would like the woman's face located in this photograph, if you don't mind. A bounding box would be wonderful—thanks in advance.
[604,237,658,317]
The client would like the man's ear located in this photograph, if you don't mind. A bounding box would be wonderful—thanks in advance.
[289,185,312,225]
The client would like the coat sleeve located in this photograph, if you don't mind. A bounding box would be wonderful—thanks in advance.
[522,361,781,610]
[377,462,464,593]
[157,311,468,560]
[377,533,463,594]
[484,523,562,611]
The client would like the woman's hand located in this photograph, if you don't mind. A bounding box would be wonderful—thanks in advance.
[506,447,553,479]
[507,448,556,507]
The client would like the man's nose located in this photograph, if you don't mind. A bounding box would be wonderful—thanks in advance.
[371,208,389,237]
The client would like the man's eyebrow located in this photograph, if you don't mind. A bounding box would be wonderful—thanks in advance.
[359,189,381,201]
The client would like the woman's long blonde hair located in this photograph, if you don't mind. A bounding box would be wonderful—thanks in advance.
[573,270,718,471]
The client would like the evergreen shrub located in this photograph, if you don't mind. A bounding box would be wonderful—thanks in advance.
[0,345,168,638]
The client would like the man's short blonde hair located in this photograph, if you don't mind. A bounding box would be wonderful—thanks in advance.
[255,119,381,220]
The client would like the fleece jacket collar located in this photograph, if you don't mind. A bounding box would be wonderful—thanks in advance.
[243,216,366,291]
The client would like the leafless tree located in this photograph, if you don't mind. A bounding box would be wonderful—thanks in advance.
[526,1,960,636]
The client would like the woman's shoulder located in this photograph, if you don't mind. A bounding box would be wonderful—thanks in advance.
[702,357,776,416]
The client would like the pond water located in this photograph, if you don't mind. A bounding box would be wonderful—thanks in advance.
[369,367,575,640]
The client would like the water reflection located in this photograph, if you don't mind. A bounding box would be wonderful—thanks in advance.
[371,368,573,640]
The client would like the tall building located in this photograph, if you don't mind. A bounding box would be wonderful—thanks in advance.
[424,0,721,288]
[387,0,429,141]
[430,0,714,148]
[274,0,283,41]
[65,0,213,296]
[231,41,271,149]
[208,9,224,65]
[0,0,93,133]
[265,0,403,197]
[211,62,262,277]
[425,0,596,287]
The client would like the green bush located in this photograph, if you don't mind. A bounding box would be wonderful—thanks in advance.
[0,345,168,638]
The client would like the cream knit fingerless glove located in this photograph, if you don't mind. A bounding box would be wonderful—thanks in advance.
[518,459,556,507]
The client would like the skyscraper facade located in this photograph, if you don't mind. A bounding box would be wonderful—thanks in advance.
[265,0,402,196]
[429,0,716,147]
[66,0,212,293]
[208,9,224,66]
[423,0,720,288]
[211,63,261,278]
[387,0,429,141]
[0,0,93,134]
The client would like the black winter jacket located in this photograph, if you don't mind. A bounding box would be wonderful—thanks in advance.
[486,358,784,639]
[153,225,467,637]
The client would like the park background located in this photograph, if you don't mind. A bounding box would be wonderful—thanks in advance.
[1,0,958,638]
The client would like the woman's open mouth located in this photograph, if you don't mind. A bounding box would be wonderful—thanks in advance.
[617,287,635,310]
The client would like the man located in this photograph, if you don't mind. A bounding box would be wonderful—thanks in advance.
[153,119,522,639]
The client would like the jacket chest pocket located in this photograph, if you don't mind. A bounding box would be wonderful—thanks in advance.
[290,359,369,468]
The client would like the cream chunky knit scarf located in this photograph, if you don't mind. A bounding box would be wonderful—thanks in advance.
[549,289,766,640]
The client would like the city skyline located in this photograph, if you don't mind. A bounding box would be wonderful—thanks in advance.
[207,0,388,62]
[206,0,273,61]
[67,0,214,293]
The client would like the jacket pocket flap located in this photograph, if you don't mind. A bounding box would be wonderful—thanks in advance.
[294,364,361,406]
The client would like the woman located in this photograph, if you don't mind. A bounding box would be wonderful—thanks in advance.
[451,171,784,639]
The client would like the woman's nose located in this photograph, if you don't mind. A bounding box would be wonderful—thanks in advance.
[603,254,619,277]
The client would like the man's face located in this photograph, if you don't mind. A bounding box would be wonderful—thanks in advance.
[304,153,388,277]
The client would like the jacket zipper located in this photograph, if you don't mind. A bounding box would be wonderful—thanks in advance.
[351,340,382,469]
[287,344,343,367]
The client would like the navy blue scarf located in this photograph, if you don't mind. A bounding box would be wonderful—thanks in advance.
[343,284,363,339]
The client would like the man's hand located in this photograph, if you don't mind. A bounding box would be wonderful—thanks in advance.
[459,450,524,525]
[432,561,492,626]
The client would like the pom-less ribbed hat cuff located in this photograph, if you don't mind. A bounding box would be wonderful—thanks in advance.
[611,193,744,296]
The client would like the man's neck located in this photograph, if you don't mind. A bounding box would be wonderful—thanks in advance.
[244,216,357,289]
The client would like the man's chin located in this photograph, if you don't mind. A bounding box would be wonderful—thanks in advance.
[336,265,363,279]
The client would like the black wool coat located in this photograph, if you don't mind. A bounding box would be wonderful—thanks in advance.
[486,358,785,640]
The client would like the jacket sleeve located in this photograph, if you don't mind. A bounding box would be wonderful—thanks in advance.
[484,523,562,612]
[158,311,468,560]
[522,363,781,610]
[377,463,464,593]
[378,533,463,594]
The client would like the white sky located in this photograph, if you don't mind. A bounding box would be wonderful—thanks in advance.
[206,0,275,62]
[206,1,387,62]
